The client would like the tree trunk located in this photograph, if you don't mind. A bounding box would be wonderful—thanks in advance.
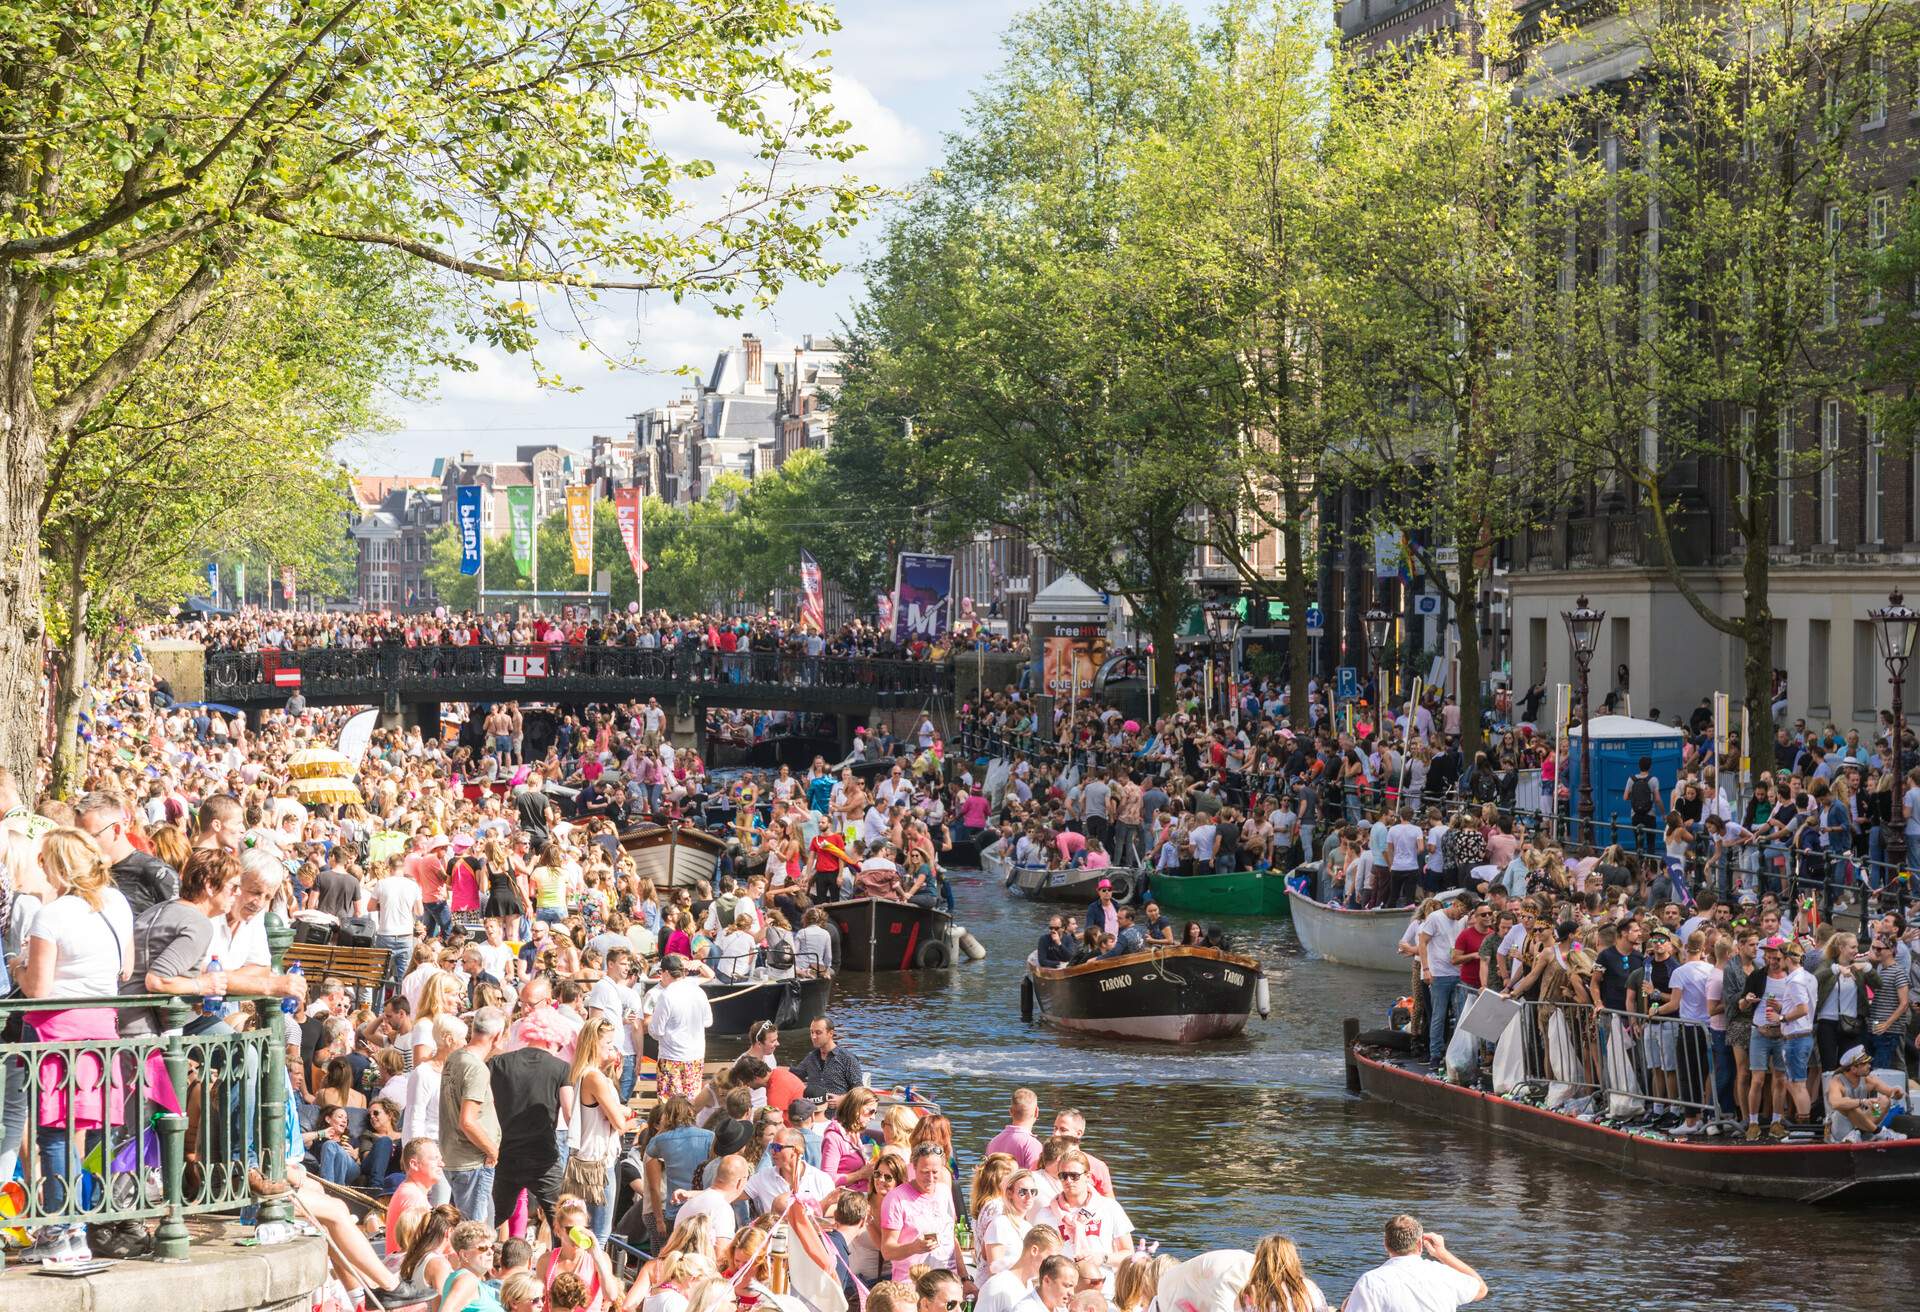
[1148,604,1179,724]
[1456,557,1484,764]
[1740,525,1774,773]
[48,536,90,798]
[0,282,51,797]
[1282,496,1311,731]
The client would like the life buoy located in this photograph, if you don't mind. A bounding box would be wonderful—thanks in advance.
[1019,975,1035,1022]
[1103,870,1136,903]
[913,938,952,970]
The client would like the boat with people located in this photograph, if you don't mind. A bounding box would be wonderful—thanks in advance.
[819,896,956,972]
[1146,867,1289,917]
[1023,945,1269,1042]
[619,821,729,889]
[641,973,833,1056]
[981,839,1140,902]
[1344,1017,1920,1204]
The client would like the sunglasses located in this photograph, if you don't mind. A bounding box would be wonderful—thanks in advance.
[1014,1187,1039,1197]
[936,1301,963,1310]
[1057,1171,1085,1181]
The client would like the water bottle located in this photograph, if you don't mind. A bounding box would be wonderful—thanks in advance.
[203,956,225,1016]
[282,962,302,1015]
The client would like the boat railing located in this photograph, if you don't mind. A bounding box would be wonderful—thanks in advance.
[1498,998,1726,1123]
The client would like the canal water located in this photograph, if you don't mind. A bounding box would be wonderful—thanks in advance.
[789,868,1895,1312]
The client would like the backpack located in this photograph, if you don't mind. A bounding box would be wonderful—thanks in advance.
[1628,774,1654,812]
[1471,770,1497,803]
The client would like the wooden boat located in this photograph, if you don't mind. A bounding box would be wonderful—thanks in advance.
[619,823,729,890]
[641,974,832,1055]
[820,896,954,972]
[983,840,1140,903]
[1147,868,1289,917]
[1345,1031,1920,1204]
[1023,946,1267,1043]
[1286,889,1417,972]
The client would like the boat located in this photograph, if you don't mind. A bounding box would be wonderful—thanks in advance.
[1344,1026,1920,1204]
[820,896,954,972]
[1147,868,1289,917]
[1022,946,1268,1042]
[1286,889,1418,972]
[641,974,832,1056]
[982,841,1140,903]
[619,823,729,890]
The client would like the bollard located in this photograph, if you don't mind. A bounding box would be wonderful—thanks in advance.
[153,998,194,1261]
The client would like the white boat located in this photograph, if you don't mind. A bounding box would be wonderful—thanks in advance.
[1286,888,1418,973]
[620,823,727,890]
[982,838,1140,902]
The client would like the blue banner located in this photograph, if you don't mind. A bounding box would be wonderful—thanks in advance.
[205,561,219,601]
[455,485,484,576]
[891,552,955,643]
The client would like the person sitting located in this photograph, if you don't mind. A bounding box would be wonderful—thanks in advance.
[1101,908,1145,959]
[1824,1046,1909,1143]
[1036,918,1074,969]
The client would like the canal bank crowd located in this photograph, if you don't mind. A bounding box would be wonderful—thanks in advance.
[0,616,1490,1312]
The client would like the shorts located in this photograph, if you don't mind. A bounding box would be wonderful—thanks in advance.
[1640,1018,1679,1071]
[1749,1031,1813,1082]
[656,1057,704,1101]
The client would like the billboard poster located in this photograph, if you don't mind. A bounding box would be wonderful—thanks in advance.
[455,484,484,576]
[876,592,893,630]
[565,485,593,575]
[890,552,955,642]
[507,485,535,575]
[1043,631,1107,695]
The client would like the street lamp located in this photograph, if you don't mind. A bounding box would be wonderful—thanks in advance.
[1364,605,1392,737]
[1205,600,1239,718]
[1562,593,1604,840]
[1873,589,1919,878]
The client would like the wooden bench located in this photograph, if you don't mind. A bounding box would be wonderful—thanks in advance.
[282,943,394,1000]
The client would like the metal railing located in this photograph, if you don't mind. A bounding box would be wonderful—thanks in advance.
[1494,998,1727,1123]
[208,644,952,702]
[0,994,292,1256]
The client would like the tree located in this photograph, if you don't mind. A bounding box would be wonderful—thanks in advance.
[1319,16,1594,760]
[1555,0,1901,749]
[0,0,871,785]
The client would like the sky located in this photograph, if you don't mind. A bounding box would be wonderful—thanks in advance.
[353,0,1206,477]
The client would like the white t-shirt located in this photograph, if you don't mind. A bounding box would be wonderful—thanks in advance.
[674,1187,738,1243]
[585,977,642,1056]
[976,1268,1034,1312]
[646,977,714,1063]
[1033,1191,1131,1261]
[714,929,758,977]
[477,941,512,979]
[1757,969,1817,1037]
[1386,823,1423,871]
[743,1161,833,1214]
[208,907,271,971]
[1420,909,1463,979]
[371,875,422,935]
[1424,824,1448,873]
[28,890,134,997]
[1343,1254,1479,1312]
[1669,959,1716,1023]
[981,1212,1026,1274]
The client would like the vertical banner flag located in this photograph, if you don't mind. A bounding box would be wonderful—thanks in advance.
[890,553,956,643]
[798,548,825,632]
[455,484,484,576]
[1712,691,1730,760]
[565,485,593,575]
[280,565,296,605]
[506,486,535,575]
[234,562,246,604]
[876,592,893,630]
[206,561,219,601]
[613,487,644,577]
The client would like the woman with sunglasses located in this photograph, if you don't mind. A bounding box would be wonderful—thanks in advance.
[436,1220,506,1312]
[978,1168,1042,1275]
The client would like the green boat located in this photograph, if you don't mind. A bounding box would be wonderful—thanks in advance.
[1145,869,1291,917]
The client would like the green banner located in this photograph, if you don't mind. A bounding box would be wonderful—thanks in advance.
[506,485,535,575]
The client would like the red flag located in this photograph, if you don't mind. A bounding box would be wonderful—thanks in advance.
[799,549,824,632]
[614,487,645,575]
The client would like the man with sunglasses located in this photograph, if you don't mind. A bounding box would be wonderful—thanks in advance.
[76,789,178,916]
[744,1128,833,1217]
[1032,1150,1130,1286]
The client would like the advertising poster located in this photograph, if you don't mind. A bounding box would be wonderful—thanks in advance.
[565,485,593,575]
[890,552,955,642]
[455,485,483,576]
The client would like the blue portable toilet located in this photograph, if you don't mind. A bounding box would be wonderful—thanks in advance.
[1564,714,1686,848]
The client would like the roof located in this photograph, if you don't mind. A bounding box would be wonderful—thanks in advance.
[1569,714,1684,741]
[353,475,435,507]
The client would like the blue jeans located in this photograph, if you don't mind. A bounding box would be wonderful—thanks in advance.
[618,1054,637,1105]
[536,908,566,925]
[376,934,413,987]
[422,901,452,941]
[1427,975,1462,1066]
[365,1135,403,1191]
[39,1126,101,1217]
[1709,1028,1738,1113]
[1870,1030,1908,1075]
[447,1165,496,1227]
[317,1139,360,1186]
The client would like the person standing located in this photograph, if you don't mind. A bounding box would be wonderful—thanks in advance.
[1341,1214,1486,1312]
[985,1088,1044,1169]
[976,1226,1062,1312]
[488,1015,575,1238]
[439,1005,505,1226]
[646,954,713,1101]
[371,857,424,988]
[791,1016,864,1105]
[1416,895,1475,1070]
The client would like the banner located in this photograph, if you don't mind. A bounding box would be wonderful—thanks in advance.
[506,485,535,576]
[1712,690,1730,760]
[890,552,955,642]
[799,548,825,632]
[613,487,645,580]
[336,708,378,768]
[565,485,593,576]
[280,565,296,604]
[206,561,219,601]
[1043,633,1106,696]
[234,562,246,604]
[876,592,893,631]
[455,484,484,576]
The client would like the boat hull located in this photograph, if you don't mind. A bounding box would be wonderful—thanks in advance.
[1148,869,1288,917]
[821,897,954,972]
[1350,1045,1920,1204]
[641,976,832,1055]
[619,825,728,890]
[1028,947,1261,1043]
[1286,891,1414,972]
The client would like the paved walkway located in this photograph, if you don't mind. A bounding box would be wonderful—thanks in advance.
[0,1218,326,1312]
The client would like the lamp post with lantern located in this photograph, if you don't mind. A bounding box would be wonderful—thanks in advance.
[1872,589,1919,878]
[1561,594,1604,839]
[1364,605,1392,743]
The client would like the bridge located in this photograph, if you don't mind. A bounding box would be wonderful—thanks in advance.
[197,643,955,750]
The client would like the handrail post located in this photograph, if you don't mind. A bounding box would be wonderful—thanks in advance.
[153,998,194,1260]
[256,1007,293,1226]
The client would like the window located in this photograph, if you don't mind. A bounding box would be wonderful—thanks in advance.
[1809,619,1830,717]
[1777,408,1793,546]
[1821,399,1841,545]
[1868,190,1890,313]
[1866,53,1889,128]
[1867,407,1884,545]
[1856,620,1882,719]
[1825,203,1843,327]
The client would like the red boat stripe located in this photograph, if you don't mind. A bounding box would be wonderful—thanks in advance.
[1354,1050,1920,1156]
[901,921,920,970]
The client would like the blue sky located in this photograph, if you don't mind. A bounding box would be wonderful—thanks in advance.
[352,0,1212,475]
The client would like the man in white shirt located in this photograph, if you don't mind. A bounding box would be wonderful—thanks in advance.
[1031,1150,1130,1279]
[674,1152,748,1244]
[742,1128,834,1216]
[1384,810,1424,908]
[1417,894,1475,1069]
[585,947,647,1102]
[645,954,714,1101]
[371,862,423,987]
[1343,1214,1485,1312]
[979,1230,1063,1312]
[1007,1254,1077,1312]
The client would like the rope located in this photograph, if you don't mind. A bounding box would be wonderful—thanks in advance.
[1140,947,1188,989]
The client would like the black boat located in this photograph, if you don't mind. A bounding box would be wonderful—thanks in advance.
[1022,946,1266,1043]
[820,897,954,972]
[1344,1026,1920,1204]
[641,975,833,1056]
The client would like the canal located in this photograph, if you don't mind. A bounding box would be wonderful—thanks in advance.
[790,868,1892,1312]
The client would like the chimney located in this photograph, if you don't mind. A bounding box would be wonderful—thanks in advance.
[742,333,763,385]
[458,450,474,465]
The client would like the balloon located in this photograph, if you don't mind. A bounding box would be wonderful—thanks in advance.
[628,601,640,613]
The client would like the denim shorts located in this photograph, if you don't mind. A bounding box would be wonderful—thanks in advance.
[1749,1031,1813,1081]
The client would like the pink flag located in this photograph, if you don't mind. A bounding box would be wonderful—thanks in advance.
[799,549,825,632]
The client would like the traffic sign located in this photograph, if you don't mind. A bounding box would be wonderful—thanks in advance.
[1335,666,1359,701]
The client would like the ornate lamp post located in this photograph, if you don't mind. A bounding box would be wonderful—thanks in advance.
[1364,605,1392,740]
[1872,589,1919,877]
[1562,594,1604,839]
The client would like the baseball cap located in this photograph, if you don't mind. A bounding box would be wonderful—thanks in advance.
[1097,879,1112,890]
[787,1097,818,1123]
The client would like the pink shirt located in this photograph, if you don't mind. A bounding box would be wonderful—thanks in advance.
[984,1124,1043,1169]
[879,1180,956,1280]
[386,1180,430,1253]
